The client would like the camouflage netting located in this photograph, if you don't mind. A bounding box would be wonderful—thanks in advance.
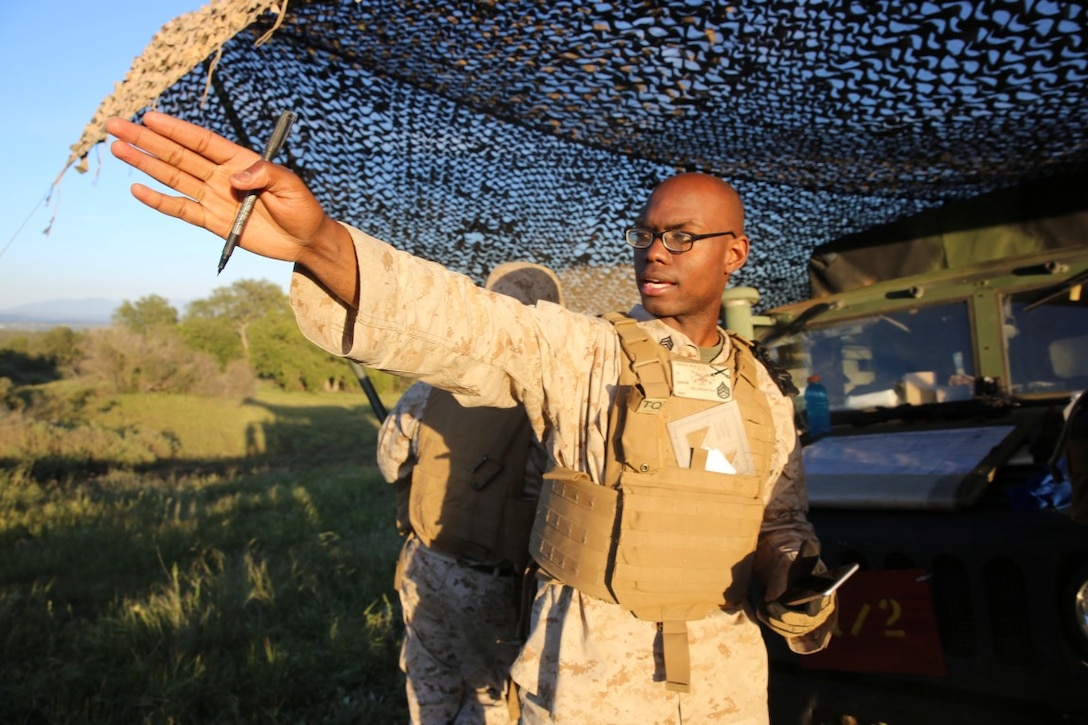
[69,0,1088,314]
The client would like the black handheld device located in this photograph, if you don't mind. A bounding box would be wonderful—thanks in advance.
[781,562,860,607]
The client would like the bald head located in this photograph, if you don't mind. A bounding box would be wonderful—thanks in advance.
[644,173,745,235]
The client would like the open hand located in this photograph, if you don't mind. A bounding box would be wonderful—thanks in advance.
[107,111,357,304]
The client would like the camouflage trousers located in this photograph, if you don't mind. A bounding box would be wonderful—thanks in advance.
[396,536,522,724]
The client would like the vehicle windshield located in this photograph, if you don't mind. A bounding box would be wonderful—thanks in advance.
[765,301,974,412]
[1005,288,1088,397]
[765,290,1088,411]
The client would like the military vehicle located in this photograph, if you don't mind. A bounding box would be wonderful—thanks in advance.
[726,177,1088,725]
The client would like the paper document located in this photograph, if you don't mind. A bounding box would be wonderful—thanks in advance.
[666,401,754,474]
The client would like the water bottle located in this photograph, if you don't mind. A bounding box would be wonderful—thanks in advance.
[804,375,832,440]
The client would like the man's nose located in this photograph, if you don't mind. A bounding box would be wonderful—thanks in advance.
[641,234,672,263]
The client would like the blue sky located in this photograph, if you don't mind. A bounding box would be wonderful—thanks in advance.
[0,1,290,311]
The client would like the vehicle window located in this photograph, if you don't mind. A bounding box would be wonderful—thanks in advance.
[1005,289,1088,397]
[767,301,974,411]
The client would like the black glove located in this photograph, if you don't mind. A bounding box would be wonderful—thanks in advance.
[758,540,837,637]
[758,596,836,637]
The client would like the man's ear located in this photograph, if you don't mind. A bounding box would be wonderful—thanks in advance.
[724,234,750,275]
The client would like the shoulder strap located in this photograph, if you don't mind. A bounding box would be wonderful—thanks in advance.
[604,311,671,405]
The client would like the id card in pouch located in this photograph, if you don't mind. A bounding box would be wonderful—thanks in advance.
[666,400,755,475]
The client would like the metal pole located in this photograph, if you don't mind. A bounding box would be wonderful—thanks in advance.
[348,360,389,422]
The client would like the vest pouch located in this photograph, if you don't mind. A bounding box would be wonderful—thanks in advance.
[609,467,764,622]
[530,468,621,604]
[412,465,506,561]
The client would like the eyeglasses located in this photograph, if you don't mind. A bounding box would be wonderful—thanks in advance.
[624,227,737,253]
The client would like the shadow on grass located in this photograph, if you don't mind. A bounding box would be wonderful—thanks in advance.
[241,396,385,467]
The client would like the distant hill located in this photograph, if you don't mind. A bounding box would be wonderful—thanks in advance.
[0,298,118,329]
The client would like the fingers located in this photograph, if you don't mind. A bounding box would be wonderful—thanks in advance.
[110,136,238,237]
[107,116,215,185]
[759,594,836,637]
[131,111,256,168]
[108,137,210,206]
[805,594,833,618]
[128,181,216,234]
[105,111,337,271]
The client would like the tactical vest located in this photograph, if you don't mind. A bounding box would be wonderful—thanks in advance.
[529,312,777,692]
[407,388,538,571]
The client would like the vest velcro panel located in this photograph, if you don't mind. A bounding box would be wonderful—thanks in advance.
[530,468,618,603]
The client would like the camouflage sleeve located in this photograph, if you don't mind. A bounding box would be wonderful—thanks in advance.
[291,224,539,408]
[752,363,815,589]
[751,364,836,653]
[290,224,620,476]
[375,382,431,484]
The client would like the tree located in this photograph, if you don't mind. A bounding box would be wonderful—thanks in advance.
[248,312,354,391]
[78,325,254,397]
[180,278,374,393]
[179,316,243,367]
[36,326,84,376]
[113,295,179,333]
[184,280,287,359]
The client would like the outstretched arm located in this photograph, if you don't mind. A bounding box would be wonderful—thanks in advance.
[106,111,359,308]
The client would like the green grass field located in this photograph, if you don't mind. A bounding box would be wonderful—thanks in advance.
[0,386,409,723]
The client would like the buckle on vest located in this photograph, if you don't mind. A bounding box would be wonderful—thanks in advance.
[469,455,503,490]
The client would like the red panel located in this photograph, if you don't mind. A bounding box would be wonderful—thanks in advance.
[800,569,947,676]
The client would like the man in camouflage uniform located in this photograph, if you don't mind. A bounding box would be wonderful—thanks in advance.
[376,263,562,724]
[108,112,838,725]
